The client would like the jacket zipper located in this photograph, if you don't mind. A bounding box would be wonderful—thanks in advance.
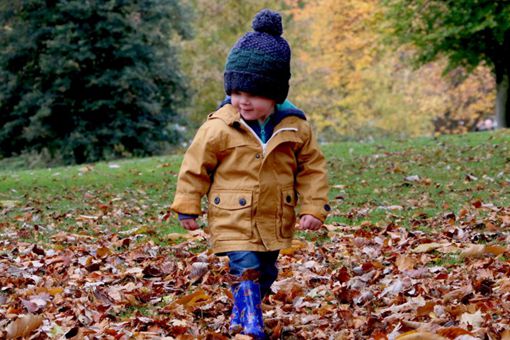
[239,120,298,157]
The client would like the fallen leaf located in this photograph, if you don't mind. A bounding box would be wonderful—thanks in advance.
[484,244,507,256]
[396,331,448,340]
[460,310,483,328]
[6,314,44,339]
[174,289,210,308]
[437,327,473,338]
[412,242,443,253]
[396,254,417,271]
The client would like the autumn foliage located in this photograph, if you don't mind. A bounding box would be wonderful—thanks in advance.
[180,0,496,140]
[1,131,510,338]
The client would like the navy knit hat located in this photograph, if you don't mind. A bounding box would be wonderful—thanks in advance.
[224,9,291,104]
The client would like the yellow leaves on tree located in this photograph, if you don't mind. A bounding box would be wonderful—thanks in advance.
[288,0,495,139]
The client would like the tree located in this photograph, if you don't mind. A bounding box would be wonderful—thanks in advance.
[0,0,191,164]
[380,0,510,128]
[179,0,286,128]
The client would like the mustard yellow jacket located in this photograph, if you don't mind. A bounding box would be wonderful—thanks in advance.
[171,104,330,253]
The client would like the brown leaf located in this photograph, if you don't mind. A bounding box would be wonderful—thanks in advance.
[396,254,417,271]
[174,289,210,308]
[411,242,443,253]
[484,244,507,256]
[459,244,485,258]
[460,244,506,258]
[95,246,111,258]
[396,331,448,340]
[189,262,209,283]
[416,301,435,317]
[5,314,44,339]
[437,327,473,339]
[280,239,307,255]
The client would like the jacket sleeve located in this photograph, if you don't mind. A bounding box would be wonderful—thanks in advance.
[295,124,331,222]
[171,122,219,215]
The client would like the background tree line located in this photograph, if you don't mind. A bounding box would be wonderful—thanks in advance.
[0,0,508,165]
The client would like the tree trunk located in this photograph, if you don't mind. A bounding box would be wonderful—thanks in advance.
[495,65,510,128]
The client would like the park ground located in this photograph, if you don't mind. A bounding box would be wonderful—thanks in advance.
[1,130,510,339]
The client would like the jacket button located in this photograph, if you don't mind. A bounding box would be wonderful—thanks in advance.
[324,204,331,212]
[214,197,220,204]
[255,153,261,159]
[239,198,246,206]
[286,195,292,203]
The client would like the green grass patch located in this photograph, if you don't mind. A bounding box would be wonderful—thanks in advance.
[1,129,509,244]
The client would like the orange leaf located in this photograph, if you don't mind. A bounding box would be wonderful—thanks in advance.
[95,246,111,258]
[396,254,416,271]
[280,240,307,255]
[416,301,435,317]
[396,331,448,340]
[437,327,473,339]
[174,289,210,308]
[6,314,44,339]
[484,244,507,256]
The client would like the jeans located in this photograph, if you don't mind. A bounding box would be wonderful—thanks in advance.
[227,251,279,298]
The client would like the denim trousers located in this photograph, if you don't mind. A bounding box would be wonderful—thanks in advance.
[227,250,280,298]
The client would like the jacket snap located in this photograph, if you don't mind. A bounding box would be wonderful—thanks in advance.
[214,197,221,204]
[239,198,247,206]
[286,195,292,203]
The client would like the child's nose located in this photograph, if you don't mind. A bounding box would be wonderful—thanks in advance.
[239,97,250,106]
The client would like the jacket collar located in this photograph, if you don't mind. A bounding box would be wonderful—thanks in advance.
[208,104,241,126]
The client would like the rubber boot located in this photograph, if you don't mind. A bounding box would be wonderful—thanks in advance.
[229,284,243,334]
[238,280,266,339]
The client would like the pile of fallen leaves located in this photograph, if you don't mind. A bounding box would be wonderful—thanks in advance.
[1,203,510,339]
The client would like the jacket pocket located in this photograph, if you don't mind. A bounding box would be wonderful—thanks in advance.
[208,190,253,241]
[279,187,297,239]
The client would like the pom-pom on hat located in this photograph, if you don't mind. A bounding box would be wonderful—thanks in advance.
[224,9,291,104]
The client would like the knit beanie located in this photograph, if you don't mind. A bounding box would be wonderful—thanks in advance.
[224,9,291,104]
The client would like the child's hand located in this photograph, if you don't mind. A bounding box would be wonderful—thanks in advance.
[180,218,199,231]
[298,214,322,231]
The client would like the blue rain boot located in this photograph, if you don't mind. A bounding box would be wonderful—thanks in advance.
[238,280,266,339]
[229,284,243,334]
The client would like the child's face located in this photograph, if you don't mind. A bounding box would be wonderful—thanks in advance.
[231,91,276,123]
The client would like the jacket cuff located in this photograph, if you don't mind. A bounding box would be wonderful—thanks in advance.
[299,202,331,222]
[171,193,203,215]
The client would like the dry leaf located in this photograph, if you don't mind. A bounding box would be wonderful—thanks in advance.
[460,310,483,328]
[174,289,210,308]
[437,327,473,338]
[412,242,443,253]
[396,254,417,271]
[5,314,44,339]
[280,239,307,255]
[189,262,209,282]
[396,331,448,340]
[233,335,253,340]
[460,244,485,258]
[484,244,507,256]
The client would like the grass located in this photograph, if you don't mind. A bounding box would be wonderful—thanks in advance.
[1,129,509,245]
[324,130,510,229]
